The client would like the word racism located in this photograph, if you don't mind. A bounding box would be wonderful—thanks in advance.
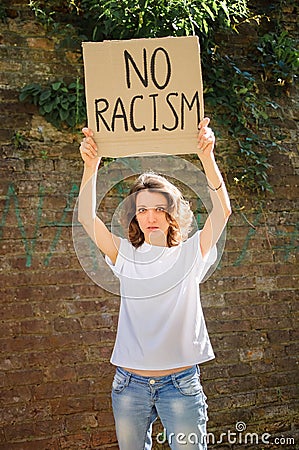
[94,47,200,133]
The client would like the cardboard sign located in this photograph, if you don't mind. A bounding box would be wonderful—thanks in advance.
[82,36,204,157]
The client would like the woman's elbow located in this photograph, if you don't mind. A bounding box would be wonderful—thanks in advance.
[216,205,232,222]
[78,211,85,226]
[78,203,93,226]
[225,206,232,220]
[78,212,93,229]
[78,215,85,226]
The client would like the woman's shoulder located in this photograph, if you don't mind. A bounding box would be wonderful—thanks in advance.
[182,230,201,246]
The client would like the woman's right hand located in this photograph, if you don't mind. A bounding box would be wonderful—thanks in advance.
[79,128,100,168]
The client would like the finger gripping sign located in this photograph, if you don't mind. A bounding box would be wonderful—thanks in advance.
[82,36,204,157]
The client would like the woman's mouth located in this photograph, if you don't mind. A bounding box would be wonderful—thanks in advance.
[147,227,159,230]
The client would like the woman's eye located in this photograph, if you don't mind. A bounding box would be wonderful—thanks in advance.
[137,208,146,214]
[156,207,165,212]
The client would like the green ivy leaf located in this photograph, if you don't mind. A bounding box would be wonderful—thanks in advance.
[59,109,69,121]
[52,81,62,91]
[39,90,52,103]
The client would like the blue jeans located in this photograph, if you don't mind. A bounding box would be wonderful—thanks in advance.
[111,365,208,450]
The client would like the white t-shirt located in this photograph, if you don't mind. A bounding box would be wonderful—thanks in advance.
[105,230,217,370]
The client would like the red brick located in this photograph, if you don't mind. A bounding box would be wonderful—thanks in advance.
[256,387,282,405]
[74,363,99,380]
[3,400,52,424]
[1,269,86,288]
[82,330,116,346]
[224,290,269,305]
[212,331,268,351]
[26,37,55,51]
[75,362,113,383]
[59,433,91,450]
[0,373,5,388]
[290,329,299,341]
[93,395,111,412]
[285,342,299,356]
[276,275,298,289]
[53,317,82,333]
[239,347,264,362]
[14,348,85,370]
[200,364,229,380]
[4,418,62,441]
[226,363,252,377]
[0,335,46,353]
[0,438,60,450]
[20,318,52,334]
[207,349,239,365]
[44,365,77,382]
[62,380,90,397]
[208,407,252,429]
[53,348,88,366]
[0,320,21,336]
[0,385,31,404]
[65,413,99,433]
[267,330,291,344]
[51,396,94,415]
[208,319,252,334]
[253,317,292,331]
[214,375,262,395]
[86,345,114,361]
[32,382,63,400]
[91,429,118,447]
[205,305,243,320]
[4,369,44,387]
[205,275,257,294]
[80,314,117,330]
[259,371,299,389]
[0,303,33,320]
[34,302,67,319]
[274,357,298,371]
[45,332,85,350]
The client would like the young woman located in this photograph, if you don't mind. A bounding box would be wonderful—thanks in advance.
[78,117,231,449]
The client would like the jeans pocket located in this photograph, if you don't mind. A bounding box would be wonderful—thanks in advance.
[173,371,204,396]
[112,371,129,394]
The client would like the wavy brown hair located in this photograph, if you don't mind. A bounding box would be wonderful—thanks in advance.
[122,172,193,248]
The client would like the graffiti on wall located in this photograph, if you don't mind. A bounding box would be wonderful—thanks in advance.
[0,183,298,268]
[0,183,79,268]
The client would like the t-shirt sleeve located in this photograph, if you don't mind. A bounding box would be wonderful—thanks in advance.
[185,230,217,283]
[105,237,132,278]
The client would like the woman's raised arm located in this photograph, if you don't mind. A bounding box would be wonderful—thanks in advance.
[197,118,232,258]
[78,128,120,265]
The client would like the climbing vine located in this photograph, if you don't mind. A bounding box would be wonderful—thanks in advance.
[19,78,86,129]
[17,0,298,194]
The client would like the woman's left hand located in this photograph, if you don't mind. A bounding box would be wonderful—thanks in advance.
[197,117,215,159]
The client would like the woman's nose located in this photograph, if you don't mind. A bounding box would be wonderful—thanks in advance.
[147,209,157,221]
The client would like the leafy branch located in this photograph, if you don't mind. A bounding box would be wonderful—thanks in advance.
[20,78,86,129]
[16,0,298,195]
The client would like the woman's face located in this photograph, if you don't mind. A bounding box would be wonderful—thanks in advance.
[135,190,170,246]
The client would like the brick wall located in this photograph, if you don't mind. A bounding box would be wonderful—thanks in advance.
[0,1,298,449]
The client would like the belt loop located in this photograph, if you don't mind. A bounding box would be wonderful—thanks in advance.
[125,370,131,385]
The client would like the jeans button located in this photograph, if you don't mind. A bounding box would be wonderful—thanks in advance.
[149,379,156,385]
